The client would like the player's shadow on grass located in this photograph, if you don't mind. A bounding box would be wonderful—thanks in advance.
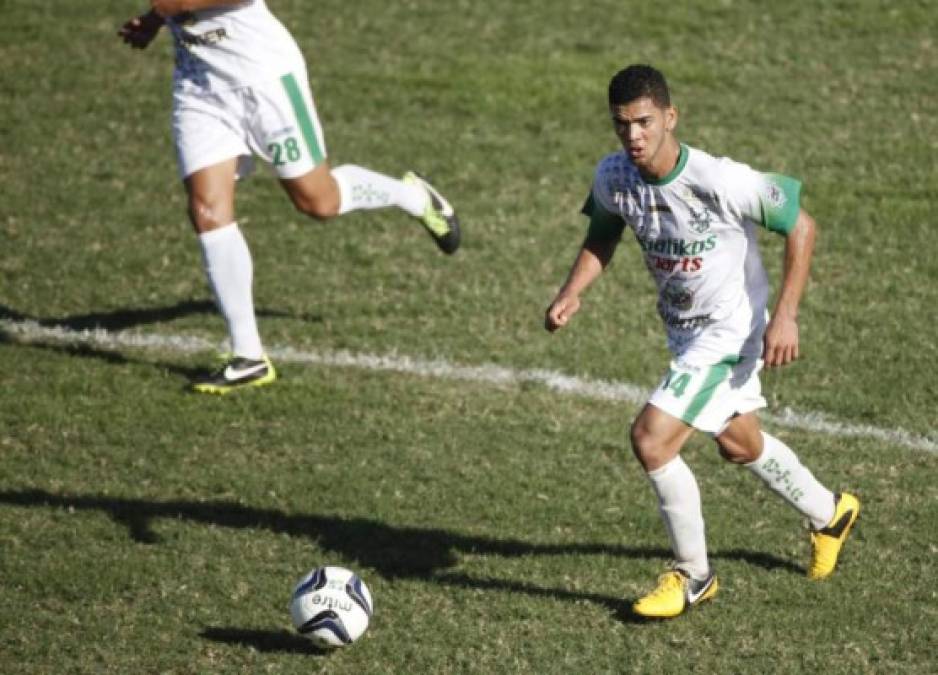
[0,489,803,633]
[0,300,322,332]
[0,299,217,331]
[0,301,322,380]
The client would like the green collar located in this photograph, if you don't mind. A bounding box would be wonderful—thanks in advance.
[643,143,688,186]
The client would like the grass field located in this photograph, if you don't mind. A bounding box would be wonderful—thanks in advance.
[2,1,937,673]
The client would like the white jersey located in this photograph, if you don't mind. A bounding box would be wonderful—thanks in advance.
[586,144,801,363]
[166,0,306,93]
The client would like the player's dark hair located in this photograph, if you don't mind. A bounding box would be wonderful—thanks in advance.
[608,64,671,108]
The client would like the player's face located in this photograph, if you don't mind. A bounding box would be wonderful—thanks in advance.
[610,97,677,175]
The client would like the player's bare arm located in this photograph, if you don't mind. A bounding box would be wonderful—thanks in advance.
[545,235,619,332]
[149,0,244,18]
[119,2,243,50]
[764,208,816,368]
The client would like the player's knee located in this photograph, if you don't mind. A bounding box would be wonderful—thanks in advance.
[187,197,231,233]
[630,422,664,469]
[291,190,340,221]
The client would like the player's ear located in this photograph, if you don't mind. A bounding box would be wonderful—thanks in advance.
[665,106,678,133]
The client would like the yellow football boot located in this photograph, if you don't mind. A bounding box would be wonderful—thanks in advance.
[808,492,860,580]
[632,569,718,619]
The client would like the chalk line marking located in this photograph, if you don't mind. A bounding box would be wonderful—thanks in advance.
[2,317,935,454]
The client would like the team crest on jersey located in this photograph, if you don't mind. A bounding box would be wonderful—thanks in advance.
[688,205,711,234]
[680,187,712,234]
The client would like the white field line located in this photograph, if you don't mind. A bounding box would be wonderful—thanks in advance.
[2,317,936,454]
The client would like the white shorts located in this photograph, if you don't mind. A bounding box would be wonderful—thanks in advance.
[172,71,328,180]
[648,355,767,435]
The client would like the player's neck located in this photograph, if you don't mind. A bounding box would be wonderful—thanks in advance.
[639,138,682,183]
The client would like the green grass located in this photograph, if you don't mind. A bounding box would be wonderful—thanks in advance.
[2,1,937,672]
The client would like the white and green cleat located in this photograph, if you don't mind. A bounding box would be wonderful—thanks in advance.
[404,171,461,254]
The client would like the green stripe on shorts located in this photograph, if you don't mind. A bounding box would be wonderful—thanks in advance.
[280,73,324,165]
[680,355,742,425]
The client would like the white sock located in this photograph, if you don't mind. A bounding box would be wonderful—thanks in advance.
[331,164,426,217]
[646,456,710,580]
[746,432,836,530]
[198,222,264,360]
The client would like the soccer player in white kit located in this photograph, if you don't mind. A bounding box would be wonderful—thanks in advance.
[545,65,860,619]
[119,1,460,394]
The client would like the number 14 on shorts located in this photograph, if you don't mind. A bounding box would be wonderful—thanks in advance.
[663,367,693,398]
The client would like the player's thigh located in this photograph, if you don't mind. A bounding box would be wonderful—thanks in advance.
[243,75,339,217]
[630,403,695,471]
[244,72,328,181]
[184,158,239,232]
[649,357,766,435]
[173,91,251,187]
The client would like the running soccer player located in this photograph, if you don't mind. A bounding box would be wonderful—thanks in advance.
[119,1,460,394]
[545,64,859,619]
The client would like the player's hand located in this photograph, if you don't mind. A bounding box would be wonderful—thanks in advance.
[763,314,799,367]
[118,12,164,49]
[545,294,581,332]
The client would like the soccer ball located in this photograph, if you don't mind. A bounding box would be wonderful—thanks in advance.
[289,565,373,648]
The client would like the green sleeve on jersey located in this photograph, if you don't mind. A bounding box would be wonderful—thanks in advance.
[760,173,802,235]
[582,192,626,241]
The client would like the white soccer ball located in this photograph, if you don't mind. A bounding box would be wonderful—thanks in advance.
[289,565,374,648]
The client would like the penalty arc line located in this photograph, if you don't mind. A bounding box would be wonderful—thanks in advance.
[1,317,936,455]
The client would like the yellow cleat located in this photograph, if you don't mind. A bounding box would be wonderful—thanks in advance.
[191,355,277,395]
[632,569,718,619]
[808,492,860,580]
